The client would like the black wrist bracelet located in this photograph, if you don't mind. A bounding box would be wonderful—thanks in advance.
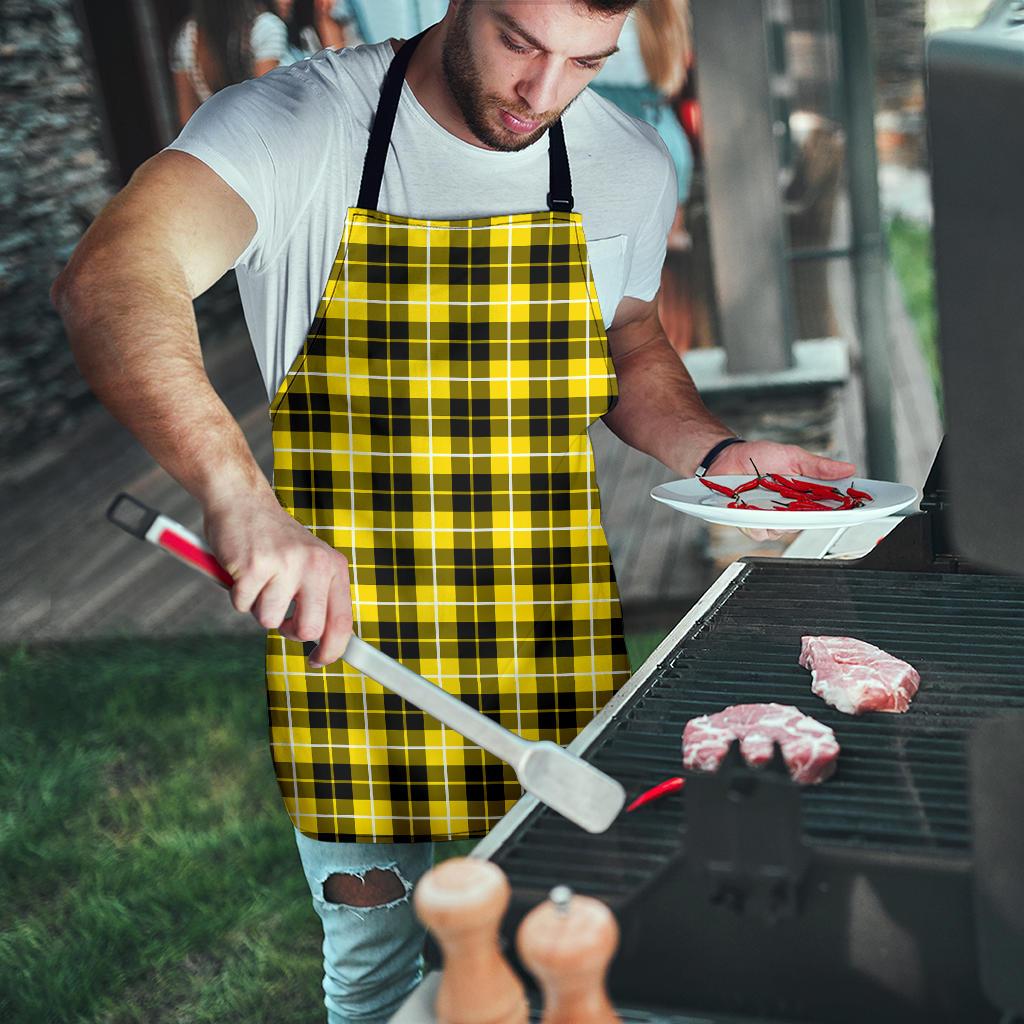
[695,437,745,478]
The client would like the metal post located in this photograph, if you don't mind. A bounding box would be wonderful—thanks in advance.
[836,0,898,479]
[690,0,795,374]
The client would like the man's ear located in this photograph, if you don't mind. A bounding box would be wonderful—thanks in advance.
[435,0,459,31]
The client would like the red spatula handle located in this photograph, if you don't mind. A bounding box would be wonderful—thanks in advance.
[106,493,234,589]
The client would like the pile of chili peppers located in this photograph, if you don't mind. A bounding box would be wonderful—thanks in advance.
[699,464,873,512]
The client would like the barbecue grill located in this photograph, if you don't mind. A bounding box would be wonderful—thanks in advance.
[399,8,1024,1021]
[469,447,1024,1022]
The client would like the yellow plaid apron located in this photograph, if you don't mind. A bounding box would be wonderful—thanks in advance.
[266,32,631,842]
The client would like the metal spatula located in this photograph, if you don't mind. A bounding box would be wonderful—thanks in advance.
[107,493,626,834]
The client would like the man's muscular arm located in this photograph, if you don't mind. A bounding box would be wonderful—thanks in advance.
[602,295,733,477]
[51,150,352,665]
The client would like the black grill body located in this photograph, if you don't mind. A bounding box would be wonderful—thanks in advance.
[484,559,1024,1022]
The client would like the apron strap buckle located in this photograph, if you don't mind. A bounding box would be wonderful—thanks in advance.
[546,191,574,213]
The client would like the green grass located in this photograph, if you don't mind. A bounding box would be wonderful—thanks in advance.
[0,638,323,1024]
[887,215,942,413]
[625,632,667,672]
[1,630,666,1022]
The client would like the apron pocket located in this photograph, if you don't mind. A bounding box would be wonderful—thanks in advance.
[585,234,627,331]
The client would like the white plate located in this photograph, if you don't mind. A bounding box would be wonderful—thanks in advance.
[650,476,920,530]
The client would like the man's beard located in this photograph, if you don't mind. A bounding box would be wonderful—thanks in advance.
[441,5,561,151]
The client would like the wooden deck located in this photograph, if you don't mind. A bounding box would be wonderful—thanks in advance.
[1,326,272,643]
[2,239,940,644]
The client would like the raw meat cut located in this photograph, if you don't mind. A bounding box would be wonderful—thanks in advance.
[799,636,920,715]
[682,703,840,785]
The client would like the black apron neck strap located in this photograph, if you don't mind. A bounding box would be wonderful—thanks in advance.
[357,29,428,211]
[546,118,574,213]
[357,30,575,215]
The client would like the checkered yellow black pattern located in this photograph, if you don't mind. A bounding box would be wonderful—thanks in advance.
[267,208,631,842]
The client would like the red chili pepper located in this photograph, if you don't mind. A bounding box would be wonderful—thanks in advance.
[778,474,838,494]
[774,474,844,498]
[847,485,873,502]
[699,478,737,498]
[734,478,762,494]
[626,776,686,812]
[780,498,833,511]
[762,480,819,501]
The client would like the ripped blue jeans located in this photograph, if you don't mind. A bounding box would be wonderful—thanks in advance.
[293,827,435,1024]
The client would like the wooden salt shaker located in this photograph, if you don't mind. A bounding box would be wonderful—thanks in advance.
[516,885,621,1024]
[413,857,528,1024]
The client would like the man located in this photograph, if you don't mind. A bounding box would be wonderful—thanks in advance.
[52,2,855,1020]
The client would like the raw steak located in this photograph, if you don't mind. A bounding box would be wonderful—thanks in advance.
[799,636,920,716]
[682,703,840,785]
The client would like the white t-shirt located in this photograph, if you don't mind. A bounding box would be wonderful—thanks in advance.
[167,40,676,399]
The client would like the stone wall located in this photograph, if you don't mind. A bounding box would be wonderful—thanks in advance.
[0,0,245,467]
[873,0,927,113]
[873,0,928,166]
[0,0,115,464]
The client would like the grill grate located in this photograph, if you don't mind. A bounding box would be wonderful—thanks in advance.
[493,563,1024,898]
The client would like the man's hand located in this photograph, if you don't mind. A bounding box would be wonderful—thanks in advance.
[709,439,855,481]
[708,440,857,542]
[203,492,353,667]
[600,294,858,544]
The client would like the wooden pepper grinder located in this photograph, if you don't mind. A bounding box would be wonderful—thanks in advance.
[516,885,621,1024]
[413,857,528,1024]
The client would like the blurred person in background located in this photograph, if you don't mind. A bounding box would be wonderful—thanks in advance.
[334,0,449,43]
[593,0,694,348]
[170,0,290,128]
[592,0,692,233]
[275,0,351,63]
